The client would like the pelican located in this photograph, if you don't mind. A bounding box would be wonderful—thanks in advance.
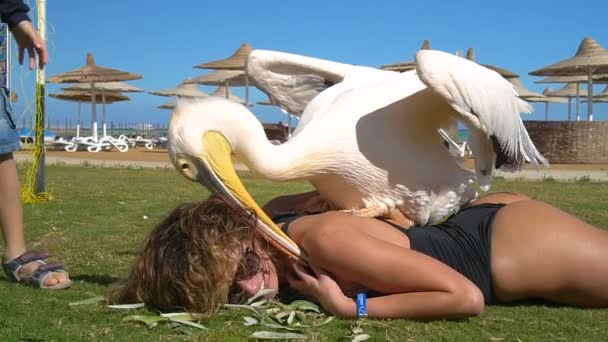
[168,49,547,242]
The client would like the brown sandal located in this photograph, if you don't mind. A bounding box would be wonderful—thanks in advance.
[2,251,72,289]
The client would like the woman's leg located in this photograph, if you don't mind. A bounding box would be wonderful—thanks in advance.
[490,200,608,306]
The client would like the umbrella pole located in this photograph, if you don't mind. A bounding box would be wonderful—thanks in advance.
[575,84,580,121]
[567,98,571,121]
[245,74,250,107]
[33,0,47,194]
[102,91,107,137]
[225,81,229,99]
[77,101,81,138]
[544,102,548,120]
[90,81,98,141]
[587,69,594,121]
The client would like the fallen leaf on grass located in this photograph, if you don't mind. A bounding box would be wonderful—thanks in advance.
[351,334,371,342]
[250,331,308,340]
[69,296,105,306]
[107,303,145,310]
[123,312,207,330]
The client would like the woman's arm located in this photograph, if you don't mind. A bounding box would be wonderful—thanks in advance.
[287,212,485,320]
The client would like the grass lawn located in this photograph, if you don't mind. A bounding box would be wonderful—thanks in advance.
[1,164,607,341]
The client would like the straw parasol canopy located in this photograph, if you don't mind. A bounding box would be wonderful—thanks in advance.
[529,37,608,120]
[60,82,143,137]
[49,91,130,103]
[380,40,430,72]
[530,37,608,76]
[48,53,142,83]
[148,82,209,98]
[592,85,608,97]
[157,100,177,110]
[582,98,608,103]
[61,81,144,93]
[194,43,253,70]
[533,74,608,121]
[580,85,608,102]
[193,43,255,106]
[523,87,569,120]
[49,91,130,139]
[210,85,245,104]
[544,84,590,121]
[256,99,275,106]
[508,78,544,98]
[544,82,589,98]
[48,52,142,141]
[184,70,248,86]
[465,48,519,79]
[535,74,608,84]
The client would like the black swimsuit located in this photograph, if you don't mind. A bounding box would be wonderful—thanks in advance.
[273,203,505,304]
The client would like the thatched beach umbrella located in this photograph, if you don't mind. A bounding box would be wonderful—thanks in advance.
[195,43,253,70]
[380,40,430,72]
[581,97,608,103]
[194,43,253,106]
[535,74,608,84]
[157,100,177,110]
[61,82,144,137]
[48,53,142,141]
[49,91,130,139]
[534,74,608,120]
[523,87,569,120]
[508,78,544,98]
[185,70,248,86]
[591,85,608,97]
[211,85,245,104]
[580,85,608,103]
[529,37,608,121]
[465,48,519,79]
[185,69,249,100]
[149,82,209,98]
[48,91,130,103]
[544,83,589,121]
[62,81,143,93]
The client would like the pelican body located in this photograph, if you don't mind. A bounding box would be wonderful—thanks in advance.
[169,49,547,226]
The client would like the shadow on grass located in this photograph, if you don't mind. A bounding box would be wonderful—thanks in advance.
[71,274,120,286]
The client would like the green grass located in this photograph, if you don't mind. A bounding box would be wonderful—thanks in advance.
[1,164,607,341]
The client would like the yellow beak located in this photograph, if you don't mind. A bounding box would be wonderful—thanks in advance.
[184,131,304,261]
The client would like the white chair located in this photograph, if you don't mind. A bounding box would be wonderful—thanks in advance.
[438,129,469,157]
[118,135,154,150]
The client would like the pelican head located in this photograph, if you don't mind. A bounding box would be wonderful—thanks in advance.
[167,97,303,260]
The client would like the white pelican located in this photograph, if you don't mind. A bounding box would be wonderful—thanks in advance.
[168,49,547,243]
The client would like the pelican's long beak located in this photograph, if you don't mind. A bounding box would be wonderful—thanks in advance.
[177,131,304,261]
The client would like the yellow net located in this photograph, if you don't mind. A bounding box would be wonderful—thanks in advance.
[19,0,52,203]
[20,82,51,203]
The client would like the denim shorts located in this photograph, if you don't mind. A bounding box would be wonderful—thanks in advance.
[0,87,20,154]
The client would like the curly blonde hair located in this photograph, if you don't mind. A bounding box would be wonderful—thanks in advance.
[108,195,257,315]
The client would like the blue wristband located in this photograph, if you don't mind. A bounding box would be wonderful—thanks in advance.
[356,292,368,318]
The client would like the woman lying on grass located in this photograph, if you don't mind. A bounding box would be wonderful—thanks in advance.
[110,191,608,320]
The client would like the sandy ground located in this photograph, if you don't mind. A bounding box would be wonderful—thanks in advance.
[14,148,608,181]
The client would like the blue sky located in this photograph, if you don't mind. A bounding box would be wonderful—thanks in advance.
[9,0,608,130]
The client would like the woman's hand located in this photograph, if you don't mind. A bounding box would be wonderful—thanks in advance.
[286,263,354,317]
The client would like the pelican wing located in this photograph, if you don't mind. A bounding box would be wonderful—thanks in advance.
[414,50,548,189]
[246,50,353,116]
